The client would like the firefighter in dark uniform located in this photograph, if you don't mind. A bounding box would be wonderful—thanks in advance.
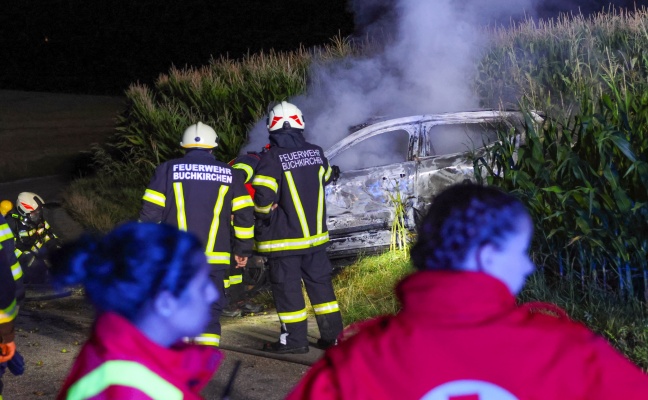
[139,122,254,348]
[223,150,268,316]
[6,192,60,286]
[0,231,18,400]
[253,101,343,354]
[0,212,23,301]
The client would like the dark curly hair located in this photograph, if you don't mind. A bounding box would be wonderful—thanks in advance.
[410,183,530,271]
[50,222,204,321]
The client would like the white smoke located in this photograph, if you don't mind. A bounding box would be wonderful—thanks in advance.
[244,0,535,157]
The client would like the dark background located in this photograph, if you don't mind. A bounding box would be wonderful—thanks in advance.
[0,0,643,96]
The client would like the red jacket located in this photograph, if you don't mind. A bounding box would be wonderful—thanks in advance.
[57,312,222,400]
[288,271,648,400]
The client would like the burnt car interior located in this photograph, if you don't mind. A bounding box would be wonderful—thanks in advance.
[323,110,540,259]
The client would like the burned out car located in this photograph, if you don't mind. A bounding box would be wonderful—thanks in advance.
[324,110,543,259]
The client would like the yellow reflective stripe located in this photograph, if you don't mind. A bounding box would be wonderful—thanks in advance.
[232,163,254,183]
[232,195,254,212]
[206,186,229,253]
[252,175,278,192]
[206,252,230,265]
[285,171,310,237]
[317,166,325,234]
[172,182,187,231]
[142,189,166,207]
[0,224,13,242]
[229,274,243,285]
[254,203,273,214]
[0,299,17,324]
[193,333,221,347]
[324,165,332,181]
[313,301,340,315]
[14,248,22,258]
[278,309,308,323]
[11,261,22,280]
[223,279,230,289]
[256,232,329,253]
[66,360,182,400]
[233,225,254,239]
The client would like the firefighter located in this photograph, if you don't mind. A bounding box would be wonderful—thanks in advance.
[0,213,23,302]
[6,192,60,285]
[139,122,254,348]
[288,183,648,399]
[53,222,221,399]
[0,227,21,400]
[222,148,269,317]
[253,101,343,354]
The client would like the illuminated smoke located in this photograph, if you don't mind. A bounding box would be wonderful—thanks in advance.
[244,0,535,157]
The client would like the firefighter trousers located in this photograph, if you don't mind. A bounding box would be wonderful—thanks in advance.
[268,250,343,348]
[192,268,226,347]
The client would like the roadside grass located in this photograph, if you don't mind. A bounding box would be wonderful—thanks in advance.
[332,251,412,325]
[64,172,143,233]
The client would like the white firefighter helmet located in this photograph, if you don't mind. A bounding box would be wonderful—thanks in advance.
[180,122,219,149]
[267,101,305,132]
[17,192,45,223]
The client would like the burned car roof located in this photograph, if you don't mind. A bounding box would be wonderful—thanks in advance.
[324,109,543,259]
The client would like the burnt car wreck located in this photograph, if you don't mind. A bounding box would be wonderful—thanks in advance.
[324,110,543,259]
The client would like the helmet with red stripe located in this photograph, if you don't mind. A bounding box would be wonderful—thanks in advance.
[266,101,305,133]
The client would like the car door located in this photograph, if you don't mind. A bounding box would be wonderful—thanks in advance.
[412,114,516,220]
[324,123,418,258]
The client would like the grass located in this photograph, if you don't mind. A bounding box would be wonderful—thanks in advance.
[332,251,412,325]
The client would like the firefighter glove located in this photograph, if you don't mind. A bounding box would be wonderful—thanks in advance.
[7,350,24,376]
[0,342,16,363]
[331,165,341,182]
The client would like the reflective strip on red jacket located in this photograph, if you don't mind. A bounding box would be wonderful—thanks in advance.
[57,312,222,400]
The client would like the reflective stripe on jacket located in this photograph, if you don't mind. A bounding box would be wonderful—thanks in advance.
[0,217,22,281]
[57,312,222,400]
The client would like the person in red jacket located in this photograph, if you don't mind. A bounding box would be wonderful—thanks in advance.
[288,182,648,400]
[52,222,221,400]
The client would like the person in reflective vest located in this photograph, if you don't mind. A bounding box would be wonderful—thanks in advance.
[288,183,648,400]
[253,101,343,354]
[6,192,60,286]
[0,239,19,400]
[0,213,23,301]
[222,148,268,316]
[53,222,221,400]
[140,122,254,348]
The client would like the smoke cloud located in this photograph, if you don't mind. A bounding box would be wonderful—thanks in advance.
[244,0,535,158]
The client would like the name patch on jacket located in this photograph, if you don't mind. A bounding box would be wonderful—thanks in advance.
[279,150,324,171]
[173,164,233,183]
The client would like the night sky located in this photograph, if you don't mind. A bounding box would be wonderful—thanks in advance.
[0,0,644,96]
